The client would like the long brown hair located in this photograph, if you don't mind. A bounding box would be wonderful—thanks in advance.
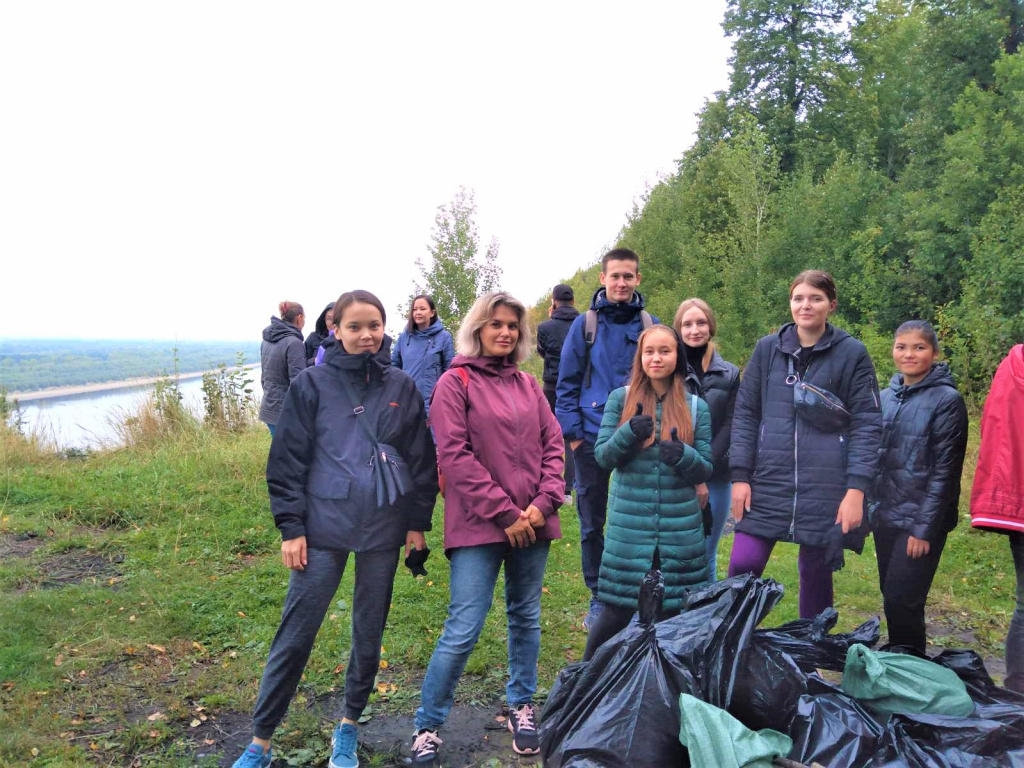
[673,297,717,371]
[619,325,694,446]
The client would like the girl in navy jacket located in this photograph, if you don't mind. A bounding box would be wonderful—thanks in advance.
[232,291,438,768]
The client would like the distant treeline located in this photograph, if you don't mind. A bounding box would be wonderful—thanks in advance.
[0,339,260,393]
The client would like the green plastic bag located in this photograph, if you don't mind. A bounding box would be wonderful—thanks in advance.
[841,644,974,716]
[678,693,793,768]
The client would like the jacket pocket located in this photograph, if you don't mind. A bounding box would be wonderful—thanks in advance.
[308,472,351,500]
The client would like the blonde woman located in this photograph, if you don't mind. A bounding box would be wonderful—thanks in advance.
[410,292,564,765]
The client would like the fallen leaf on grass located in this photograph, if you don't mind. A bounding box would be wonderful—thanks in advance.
[542,587,550,594]
[128,615,136,623]
[203,739,215,746]
[237,611,246,618]
[54,654,64,667]
[332,664,345,675]
[31,748,40,757]
[148,730,160,738]
[2,682,14,691]
[190,719,201,728]
[147,712,167,722]
[146,644,167,654]
[379,659,388,669]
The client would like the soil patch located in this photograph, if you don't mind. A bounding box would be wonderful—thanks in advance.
[33,549,124,590]
[0,532,45,559]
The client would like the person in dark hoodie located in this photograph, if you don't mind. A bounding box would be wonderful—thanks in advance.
[304,301,336,365]
[555,248,657,629]
[869,321,968,652]
[728,270,882,619]
[232,290,437,768]
[392,295,455,417]
[259,301,306,435]
[536,284,580,505]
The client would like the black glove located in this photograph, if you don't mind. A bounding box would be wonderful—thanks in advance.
[405,546,430,577]
[824,524,845,572]
[701,499,713,537]
[628,403,654,443]
[659,426,685,466]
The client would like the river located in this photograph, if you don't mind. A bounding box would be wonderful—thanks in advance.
[14,369,263,451]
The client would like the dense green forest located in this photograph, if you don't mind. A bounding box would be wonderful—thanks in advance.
[0,339,259,393]
[533,0,1023,400]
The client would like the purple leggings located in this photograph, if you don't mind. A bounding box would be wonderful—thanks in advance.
[727,531,833,619]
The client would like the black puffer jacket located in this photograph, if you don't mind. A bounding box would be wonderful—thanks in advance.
[730,323,882,547]
[536,306,580,389]
[870,363,968,541]
[684,348,741,483]
[304,303,335,365]
[266,336,437,552]
[259,316,307,425]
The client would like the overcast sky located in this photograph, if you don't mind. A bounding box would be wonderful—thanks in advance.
[1,1,731,341]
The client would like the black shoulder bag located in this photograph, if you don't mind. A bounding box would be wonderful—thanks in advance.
[337,376,414,507]
[786,355,851,432]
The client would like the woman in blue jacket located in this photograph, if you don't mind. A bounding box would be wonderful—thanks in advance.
[232,291,438,768]
[870,320,968,652]
[392,295,455,417]
[728,271,882,619]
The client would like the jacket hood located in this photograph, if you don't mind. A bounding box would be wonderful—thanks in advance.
[776,322,850,354]
[887,362,957,395]
[314,302,335,337]
[410,319,448,338]
[450,353,520,378]
[550,305,580,322]
[322,334,394,376]
[589,286,643,313]
[263,316,304,344]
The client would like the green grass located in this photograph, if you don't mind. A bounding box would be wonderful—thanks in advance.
[0,419,1017,766]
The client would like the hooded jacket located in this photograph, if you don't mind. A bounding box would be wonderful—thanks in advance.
[304,303,335,365]
[971,345,1024,535]
[259,316,307,425]
[429,354,564,552]
[266,336,437,552]
[595,386,714,611]
[555,288,659,443]
[730,323,882,547]
[683,348,741,483]
[870,363,968,540]
[391,320,455,416]
[537,305,581,388]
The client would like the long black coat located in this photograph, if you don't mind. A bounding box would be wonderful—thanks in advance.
[266,338,438,552]
[684,349,741,483]
[870,363,968,541]
[259,316,307,425]
[730,324,882,547]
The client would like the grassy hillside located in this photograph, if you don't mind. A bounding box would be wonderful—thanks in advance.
[0,419,1017,766]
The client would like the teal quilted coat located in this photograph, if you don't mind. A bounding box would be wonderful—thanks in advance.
[594,386,714,611]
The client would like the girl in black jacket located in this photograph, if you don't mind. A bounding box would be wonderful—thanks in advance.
[870,320,968,652]
[232,291,438,768]
[728,271,882,619]
[674,298,740,580]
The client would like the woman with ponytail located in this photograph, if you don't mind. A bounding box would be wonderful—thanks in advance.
[582,324,714,660]
[259,301,306,435]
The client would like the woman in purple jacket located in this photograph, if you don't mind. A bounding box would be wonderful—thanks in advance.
[410,292,564,766]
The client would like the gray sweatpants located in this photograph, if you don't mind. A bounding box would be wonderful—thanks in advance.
[252,546,399,739]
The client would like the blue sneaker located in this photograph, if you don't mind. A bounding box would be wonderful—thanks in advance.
[582,597,604,630]
[330,722,359,768]
[232,743,271,768]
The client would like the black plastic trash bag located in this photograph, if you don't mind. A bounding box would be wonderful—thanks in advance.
[538,573,783,768]
[751,607,880,672]
[787,675,886,768]
[871,704,1024,767]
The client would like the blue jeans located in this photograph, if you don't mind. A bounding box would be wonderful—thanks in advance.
[1008,533,1024,693]
[415,540,551,731]
[573,441,610,596]
[704,480,731,581]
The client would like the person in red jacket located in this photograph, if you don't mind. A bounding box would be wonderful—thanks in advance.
[410,292,564,766]
[970,344,1024,694]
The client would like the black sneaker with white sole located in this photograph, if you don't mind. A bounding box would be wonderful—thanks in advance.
[507,703,540,755]
[409,728,442,766]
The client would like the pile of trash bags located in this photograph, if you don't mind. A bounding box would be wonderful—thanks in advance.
[539,572,1024,768]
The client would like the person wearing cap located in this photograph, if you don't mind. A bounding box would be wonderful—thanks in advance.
[536,284,579,507]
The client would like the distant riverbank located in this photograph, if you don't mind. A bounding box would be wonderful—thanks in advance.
[8,364,260,402]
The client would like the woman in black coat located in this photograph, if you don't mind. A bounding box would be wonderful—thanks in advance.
[674,298,740,580]
[869,320,968,652]
[728,271,882,619]
[259,301,306,435]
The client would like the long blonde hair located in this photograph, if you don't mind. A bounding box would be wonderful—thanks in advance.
[673,298,717,371]
[619,326,694,446]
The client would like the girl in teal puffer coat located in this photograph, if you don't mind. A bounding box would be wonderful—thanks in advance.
[583,325,714,660]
